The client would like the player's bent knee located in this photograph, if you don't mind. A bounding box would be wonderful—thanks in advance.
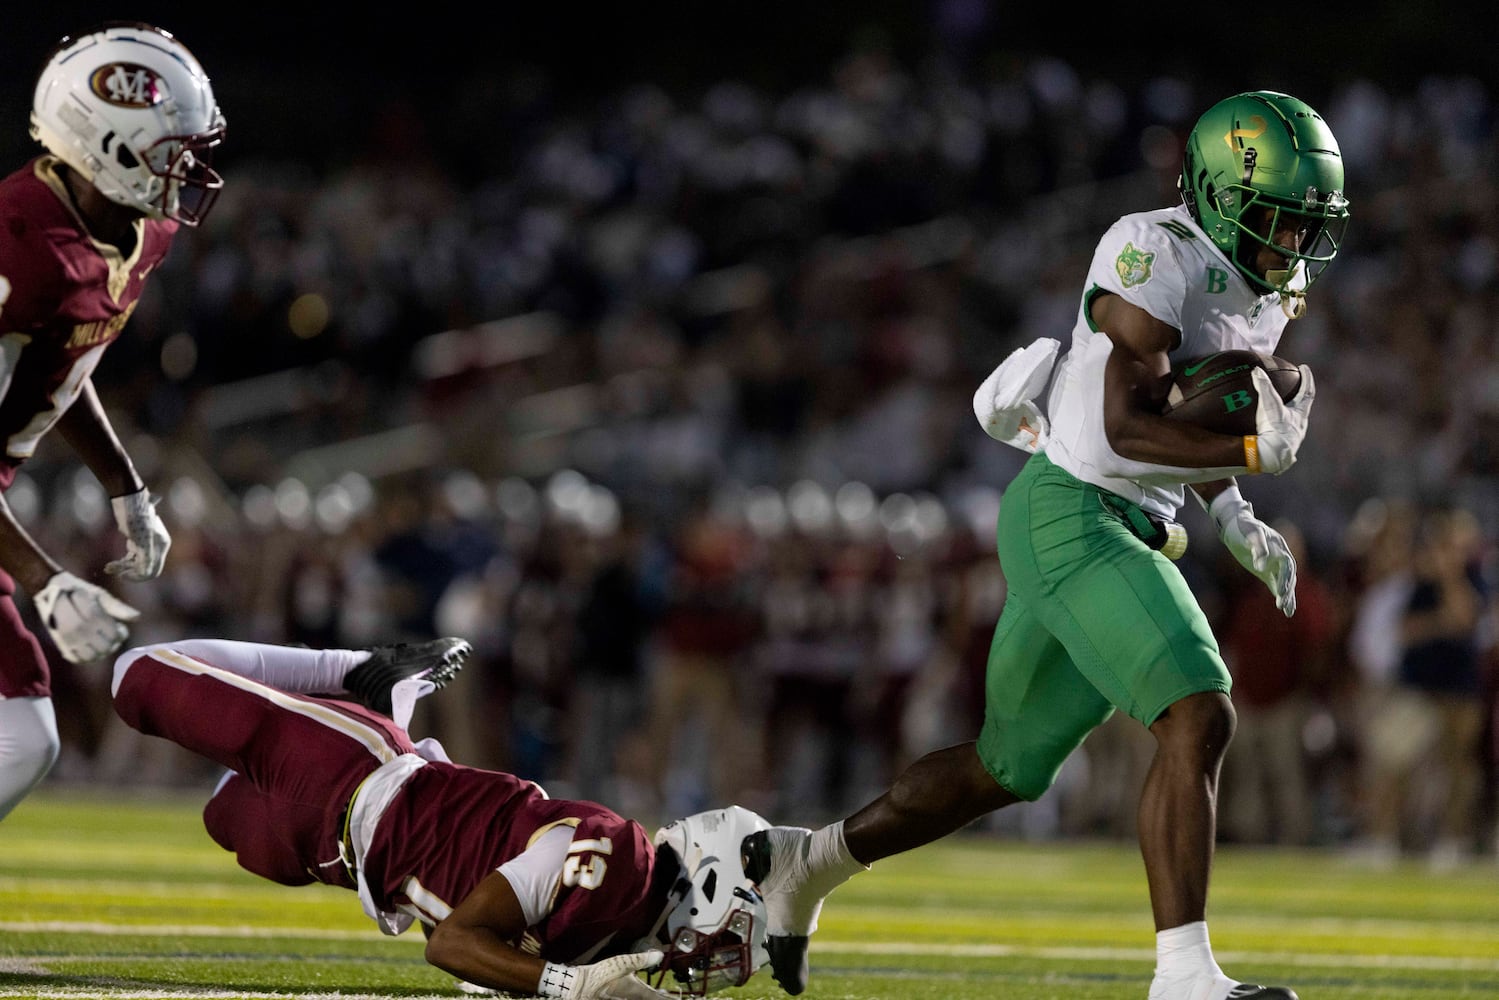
[202,785,237,852]
[111,646,156,699]
[110,648,164,732]
[1151,691,1235,755]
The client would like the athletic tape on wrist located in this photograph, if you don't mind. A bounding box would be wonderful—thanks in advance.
[538,962,576,999]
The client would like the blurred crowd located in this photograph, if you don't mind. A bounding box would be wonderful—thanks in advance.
[20,43,1499,865]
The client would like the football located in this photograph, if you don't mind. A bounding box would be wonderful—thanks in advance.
[1162,350,1301,435]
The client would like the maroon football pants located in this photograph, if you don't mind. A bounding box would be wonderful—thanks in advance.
[0,567,52,698]
[113,647,418,888]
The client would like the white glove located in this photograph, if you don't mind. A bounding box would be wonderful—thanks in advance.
[973,337,1062,453]
[34,571,141,663]
[1207,486,1298,617]
[105,488,171,581]
[1248,365,1315,475]
[540,951,669,1000]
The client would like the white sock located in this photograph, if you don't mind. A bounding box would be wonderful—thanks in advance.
[140,639,369,693]
[763,820,870,936]
[388,677,436,730]
[808,821,869,889]
[1148,921,1236,1000]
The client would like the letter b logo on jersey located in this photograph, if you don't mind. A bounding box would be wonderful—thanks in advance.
[1222,390,1253,414]
[1205,267,1229,293]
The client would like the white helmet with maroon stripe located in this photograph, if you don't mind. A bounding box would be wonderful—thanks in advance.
[649,805,770,994]
[30,22,226,225]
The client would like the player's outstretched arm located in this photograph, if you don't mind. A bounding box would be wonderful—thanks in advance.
[426,870,670,999]
[53,377,171,579]
[52,378,143,497]
[0,491,63,595]
[425,870,547,993]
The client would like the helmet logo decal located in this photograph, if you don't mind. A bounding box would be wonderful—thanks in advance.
[1221,115,1267,150]
[89,63,163,108]
[1115,242,1156,288]
[701,868,718,902]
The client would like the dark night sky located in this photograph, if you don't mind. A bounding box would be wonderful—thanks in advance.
[3,1,1498,173]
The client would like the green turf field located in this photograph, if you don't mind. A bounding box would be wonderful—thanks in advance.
[2,789,1496,999]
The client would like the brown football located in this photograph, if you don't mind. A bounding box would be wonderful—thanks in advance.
[1162,350,1302,435]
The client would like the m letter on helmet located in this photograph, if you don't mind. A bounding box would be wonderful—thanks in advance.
[89,64,163,107]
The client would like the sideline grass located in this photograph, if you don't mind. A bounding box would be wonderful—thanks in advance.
[2,789,1496,999]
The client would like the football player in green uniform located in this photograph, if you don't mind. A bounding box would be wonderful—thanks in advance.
[749,90,1348,1000]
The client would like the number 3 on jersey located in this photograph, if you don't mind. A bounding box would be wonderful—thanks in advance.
[562,837,613,889]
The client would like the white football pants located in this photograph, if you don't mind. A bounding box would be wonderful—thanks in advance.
[0,696,60,821]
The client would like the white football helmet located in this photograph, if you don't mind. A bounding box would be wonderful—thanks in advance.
[30,22,226,225]
[649,806,770,995]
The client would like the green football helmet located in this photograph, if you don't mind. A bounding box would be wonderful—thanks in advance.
[1179,91,1350,311]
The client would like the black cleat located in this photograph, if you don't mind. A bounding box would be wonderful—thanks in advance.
[765,935,811,995]
[1227,987,1298,1000]
[343,637,472,717]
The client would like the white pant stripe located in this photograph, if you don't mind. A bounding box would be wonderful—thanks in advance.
[144,647,399,764]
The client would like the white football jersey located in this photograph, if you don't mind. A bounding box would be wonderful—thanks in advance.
[1043,204,1292,517]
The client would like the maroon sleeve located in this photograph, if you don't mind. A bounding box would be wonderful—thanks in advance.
[0,199,68,333]
[533,810,664,963]
[0,159,176,336]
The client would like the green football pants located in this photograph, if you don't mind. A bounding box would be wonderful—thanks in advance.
[976,452,1230,800]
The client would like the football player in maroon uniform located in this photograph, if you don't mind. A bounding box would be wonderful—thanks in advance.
[110,636,771,999]
[0,22,226,821]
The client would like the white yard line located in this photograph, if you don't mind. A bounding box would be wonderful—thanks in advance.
[839,904,1499,940]
[3,922,1497,973]
[815,939,1499,972]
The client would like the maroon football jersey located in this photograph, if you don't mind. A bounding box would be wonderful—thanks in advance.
[114,646,670,965]
[0,155,177,483]
[365,764,669,963]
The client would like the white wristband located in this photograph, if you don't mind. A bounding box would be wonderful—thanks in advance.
[538,962,575,999]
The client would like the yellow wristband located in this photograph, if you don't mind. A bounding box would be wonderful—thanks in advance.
[1244,435,1261,473]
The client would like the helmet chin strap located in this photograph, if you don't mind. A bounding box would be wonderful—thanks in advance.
[1263,268,1307,319]
[643,851,691,949]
